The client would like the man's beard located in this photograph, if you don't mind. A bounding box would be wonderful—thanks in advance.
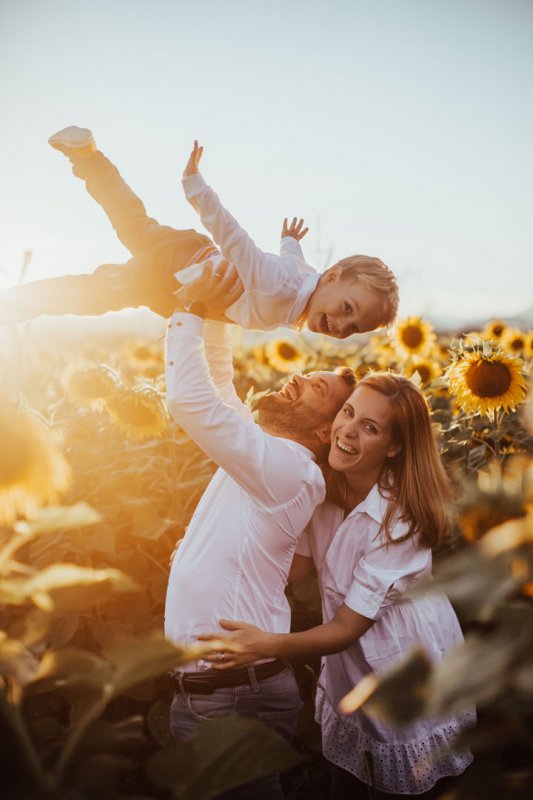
[256,392,330,440]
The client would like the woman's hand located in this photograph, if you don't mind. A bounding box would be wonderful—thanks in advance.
[183,139,204,178]
[197,619,275,670]
[282,217,309,241]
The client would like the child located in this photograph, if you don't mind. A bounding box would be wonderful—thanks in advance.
[1,126,398,337]
[198,373,476,799]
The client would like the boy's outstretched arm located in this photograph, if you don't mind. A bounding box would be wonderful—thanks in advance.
[182,141,307,294]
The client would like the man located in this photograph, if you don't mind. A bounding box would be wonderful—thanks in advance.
[164,264,354,799]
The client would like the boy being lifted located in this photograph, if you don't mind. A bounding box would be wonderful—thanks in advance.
[1,127,398,337]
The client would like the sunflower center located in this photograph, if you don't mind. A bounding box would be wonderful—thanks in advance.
[510,337,524,351]
[492,325,504,337]
[401,325,424,348]
[415,365,431,383]
[465,360,512,398]
[119,399,158,425]
[278,343,298,360]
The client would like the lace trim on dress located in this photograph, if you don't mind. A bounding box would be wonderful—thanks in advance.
[317,691,475,795]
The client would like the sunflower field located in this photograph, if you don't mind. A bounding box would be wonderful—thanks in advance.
[1,313,533,800]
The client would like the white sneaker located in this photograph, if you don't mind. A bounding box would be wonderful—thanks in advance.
[48,126,96,157]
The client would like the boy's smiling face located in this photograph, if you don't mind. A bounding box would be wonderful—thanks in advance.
[304,267,383,339]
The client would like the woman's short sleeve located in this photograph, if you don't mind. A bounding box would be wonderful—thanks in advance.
[344,530,432,620]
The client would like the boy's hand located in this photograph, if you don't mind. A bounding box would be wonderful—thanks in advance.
[183,140,204,178]
[174,258,243,321]
[282,217,309,241]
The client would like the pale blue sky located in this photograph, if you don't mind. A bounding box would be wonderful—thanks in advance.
[1,0,532,322]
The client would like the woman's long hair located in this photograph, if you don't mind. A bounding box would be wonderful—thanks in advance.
[326,372,452,549]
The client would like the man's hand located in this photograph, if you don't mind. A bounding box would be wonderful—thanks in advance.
[197,619,275,670]
[173,258,243,321]
[183,140,204,178]
[282,217,309,241]
[169,538,183,567]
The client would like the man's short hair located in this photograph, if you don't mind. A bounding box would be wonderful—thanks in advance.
[334,365,356,391]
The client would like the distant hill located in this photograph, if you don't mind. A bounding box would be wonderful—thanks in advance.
[0,305,531,352]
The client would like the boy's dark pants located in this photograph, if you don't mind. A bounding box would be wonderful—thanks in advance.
[1,152,213,324]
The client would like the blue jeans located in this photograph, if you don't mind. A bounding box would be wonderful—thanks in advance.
[170,664,303,800]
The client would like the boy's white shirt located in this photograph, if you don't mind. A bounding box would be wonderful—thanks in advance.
[177,172,320,330]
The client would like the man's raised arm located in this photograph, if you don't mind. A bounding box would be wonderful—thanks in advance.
[165,265,322,512]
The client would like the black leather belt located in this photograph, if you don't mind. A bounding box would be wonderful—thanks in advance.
[168,659,286,695]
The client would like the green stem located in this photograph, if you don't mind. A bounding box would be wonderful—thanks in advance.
[0,687,52,798]
[471,436,497,458]
[53,684,113,785]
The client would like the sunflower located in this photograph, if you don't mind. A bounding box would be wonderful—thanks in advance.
[63,363,120,410]
[122,340,164,377]
[483,319,507,341]
[0,398,71,526]
[404,357,442,385]
[264,338,307,374]
[393,316,436,358]
[104,387,167,440]
[446,344,527,419]
[253,344,271,367]
[525,331,533,361]
[502,327,527,357]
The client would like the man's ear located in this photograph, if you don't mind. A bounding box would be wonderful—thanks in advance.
[323,265,342,284]
[315,426,332,445]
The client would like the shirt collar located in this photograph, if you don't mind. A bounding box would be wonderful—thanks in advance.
[347,482,391,524]
[290,272,321,324]
[282,438,317,461]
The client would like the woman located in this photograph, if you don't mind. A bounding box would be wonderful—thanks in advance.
[199,373,475,799]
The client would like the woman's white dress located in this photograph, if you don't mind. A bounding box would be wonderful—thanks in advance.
[296,484,475,794]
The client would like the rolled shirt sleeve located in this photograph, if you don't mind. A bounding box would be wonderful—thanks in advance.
[344,529,432,620]
[166,312,324,513]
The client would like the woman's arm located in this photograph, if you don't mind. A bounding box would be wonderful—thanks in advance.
[198,603,374,669]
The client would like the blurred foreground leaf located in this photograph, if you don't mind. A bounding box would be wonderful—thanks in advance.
[101,632,225,696]
[13,502,102,537]
[340,647,432,724]
[31,632,227,699]
[145,715,304,800]
[0,632,40,684]
[0,563,139,612]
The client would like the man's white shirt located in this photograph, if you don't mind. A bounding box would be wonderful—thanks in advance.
[177,173,320,330]
[164,313,325,668]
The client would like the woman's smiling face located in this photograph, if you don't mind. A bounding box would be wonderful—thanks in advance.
[329,384,401,479]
